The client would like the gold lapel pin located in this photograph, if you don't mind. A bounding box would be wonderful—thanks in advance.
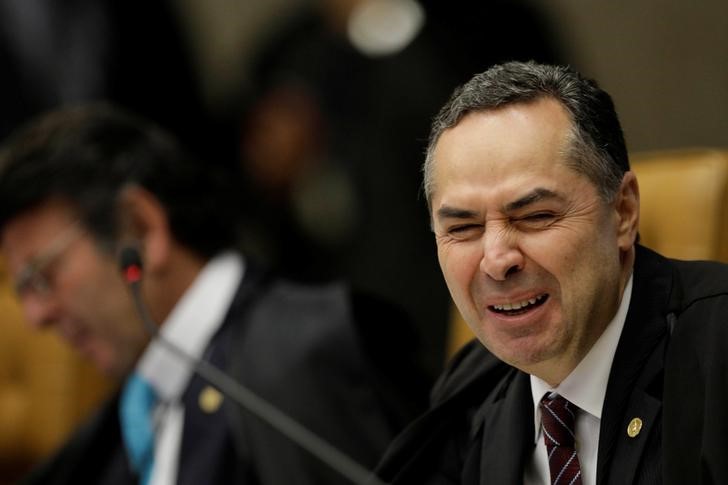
[627,417,643,438]
[199,385,224,413]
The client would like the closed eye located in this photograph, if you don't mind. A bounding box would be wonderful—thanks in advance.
[521,212,555,221]
[513,212,559,228]
[447,223,483,238]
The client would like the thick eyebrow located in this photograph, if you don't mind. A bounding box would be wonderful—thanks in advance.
[435,206,479,222]
[504,187,564,212]
[434,187,564,225]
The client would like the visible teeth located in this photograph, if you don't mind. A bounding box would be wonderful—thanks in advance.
[493,294,544,311]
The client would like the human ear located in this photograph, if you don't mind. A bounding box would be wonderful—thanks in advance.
[115,185,172,274]
[615,171,640,251]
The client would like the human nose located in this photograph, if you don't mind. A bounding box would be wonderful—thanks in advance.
[479,228,524,281]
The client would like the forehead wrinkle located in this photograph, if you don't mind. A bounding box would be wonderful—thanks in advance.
[504,187,564,212]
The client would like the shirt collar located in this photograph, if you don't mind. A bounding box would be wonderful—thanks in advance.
[530,274,633,442]
[136,251,245,402]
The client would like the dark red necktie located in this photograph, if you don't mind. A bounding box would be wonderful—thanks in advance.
[540,394,583,485]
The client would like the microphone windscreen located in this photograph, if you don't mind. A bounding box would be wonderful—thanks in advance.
[119,245,143,270]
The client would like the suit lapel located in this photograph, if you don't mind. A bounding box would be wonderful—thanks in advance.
[467,370,533,485]
[178,372,236,485]
[176,263,268,485]
[598,246,674,485]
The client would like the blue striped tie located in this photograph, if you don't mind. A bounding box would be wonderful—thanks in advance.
[120,373,157,485]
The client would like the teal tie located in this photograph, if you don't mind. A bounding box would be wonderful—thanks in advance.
[120,373,157,485]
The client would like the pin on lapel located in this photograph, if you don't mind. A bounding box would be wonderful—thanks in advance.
[199,385,224,413]
[627,417,643,438]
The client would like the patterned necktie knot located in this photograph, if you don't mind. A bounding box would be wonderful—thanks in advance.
[541,394,577,447]
[540,394,582,485]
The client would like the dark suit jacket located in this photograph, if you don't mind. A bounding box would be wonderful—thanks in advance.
[23,262,429,485]
[377,245,728,485]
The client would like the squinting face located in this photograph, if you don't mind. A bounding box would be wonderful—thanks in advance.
[1,200,149,377]
[431,97,637,384]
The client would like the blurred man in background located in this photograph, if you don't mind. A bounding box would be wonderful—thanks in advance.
[0,104,427,484]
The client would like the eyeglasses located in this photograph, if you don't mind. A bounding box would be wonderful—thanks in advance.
[13,221,84,297]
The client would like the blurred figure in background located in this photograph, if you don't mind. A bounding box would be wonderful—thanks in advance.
[0,2,214,481]
[0,104,427,484]
[0,0,213,156]
[238,0,562,377]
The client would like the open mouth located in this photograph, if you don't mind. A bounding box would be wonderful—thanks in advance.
[489,294,548,316]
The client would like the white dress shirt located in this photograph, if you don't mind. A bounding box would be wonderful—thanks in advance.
[524,276,633,485]
[134,252,244,485]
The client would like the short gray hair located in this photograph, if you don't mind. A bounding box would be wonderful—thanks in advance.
[423,61,629,207]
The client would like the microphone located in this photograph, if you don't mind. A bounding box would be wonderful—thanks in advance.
[118,246,387,485]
